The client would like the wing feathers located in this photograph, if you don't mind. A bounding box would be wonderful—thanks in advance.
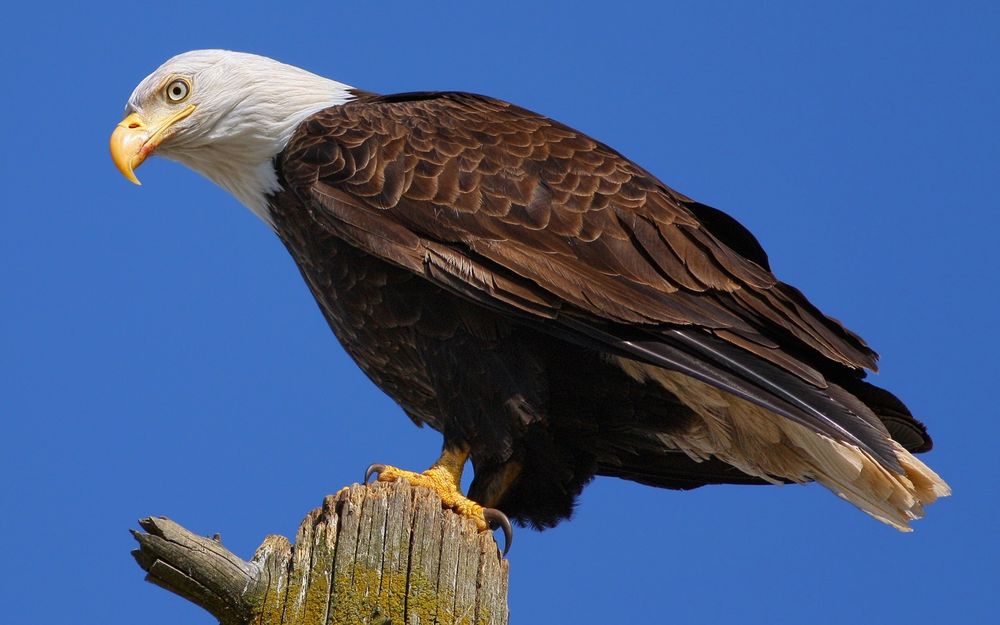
[277,91,948,526]
[561,316,899,471]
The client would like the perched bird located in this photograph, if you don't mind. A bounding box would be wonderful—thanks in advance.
[111,50,949,550]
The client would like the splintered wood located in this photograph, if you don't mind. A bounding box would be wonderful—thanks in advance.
[132,480,509,625]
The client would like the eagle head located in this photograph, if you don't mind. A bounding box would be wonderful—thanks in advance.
[110,50,355,222]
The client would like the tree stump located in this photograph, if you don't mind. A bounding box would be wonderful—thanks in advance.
[131,480,509,625]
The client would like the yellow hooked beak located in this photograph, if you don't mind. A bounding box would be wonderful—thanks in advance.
[109,104,196,185]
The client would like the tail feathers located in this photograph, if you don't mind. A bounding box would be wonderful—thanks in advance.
[612,357,951,530]
[782,422,950,530]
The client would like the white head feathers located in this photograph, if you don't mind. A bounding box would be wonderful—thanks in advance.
[126,50,356,224]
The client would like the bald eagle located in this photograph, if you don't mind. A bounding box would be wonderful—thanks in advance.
[111,50,948,549]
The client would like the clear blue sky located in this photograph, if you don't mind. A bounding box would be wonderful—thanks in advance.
[1,1,996,623]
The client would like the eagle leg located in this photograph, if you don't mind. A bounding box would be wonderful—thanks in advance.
[364,445,512,555]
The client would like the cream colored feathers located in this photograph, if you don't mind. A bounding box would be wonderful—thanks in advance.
[613,356,950,529]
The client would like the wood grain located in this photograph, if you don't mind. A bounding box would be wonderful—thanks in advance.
[131,480,509,625]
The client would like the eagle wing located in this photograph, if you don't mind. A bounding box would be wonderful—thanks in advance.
[277,92,903,469]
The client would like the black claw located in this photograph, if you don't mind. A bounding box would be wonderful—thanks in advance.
[365,463,386,484]
[484,508,513,556]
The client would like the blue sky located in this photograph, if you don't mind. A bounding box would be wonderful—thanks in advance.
[2,1,997,623]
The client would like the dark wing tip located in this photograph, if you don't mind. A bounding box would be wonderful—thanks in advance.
[845,379,933,452]
[683,200,772,271]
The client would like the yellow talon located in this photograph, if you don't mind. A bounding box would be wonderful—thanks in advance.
[372,464,489,530]
[363,446,513,554]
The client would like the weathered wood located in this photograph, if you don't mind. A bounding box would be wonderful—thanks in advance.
[132,480,509,625]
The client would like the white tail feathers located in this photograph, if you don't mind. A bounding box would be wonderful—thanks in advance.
[781,422,950,530]
[613,357,951,529]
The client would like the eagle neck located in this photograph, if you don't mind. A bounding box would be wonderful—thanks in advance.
[168,80,359,228]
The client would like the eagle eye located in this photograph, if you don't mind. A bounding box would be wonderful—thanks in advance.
[165,78,191,103]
